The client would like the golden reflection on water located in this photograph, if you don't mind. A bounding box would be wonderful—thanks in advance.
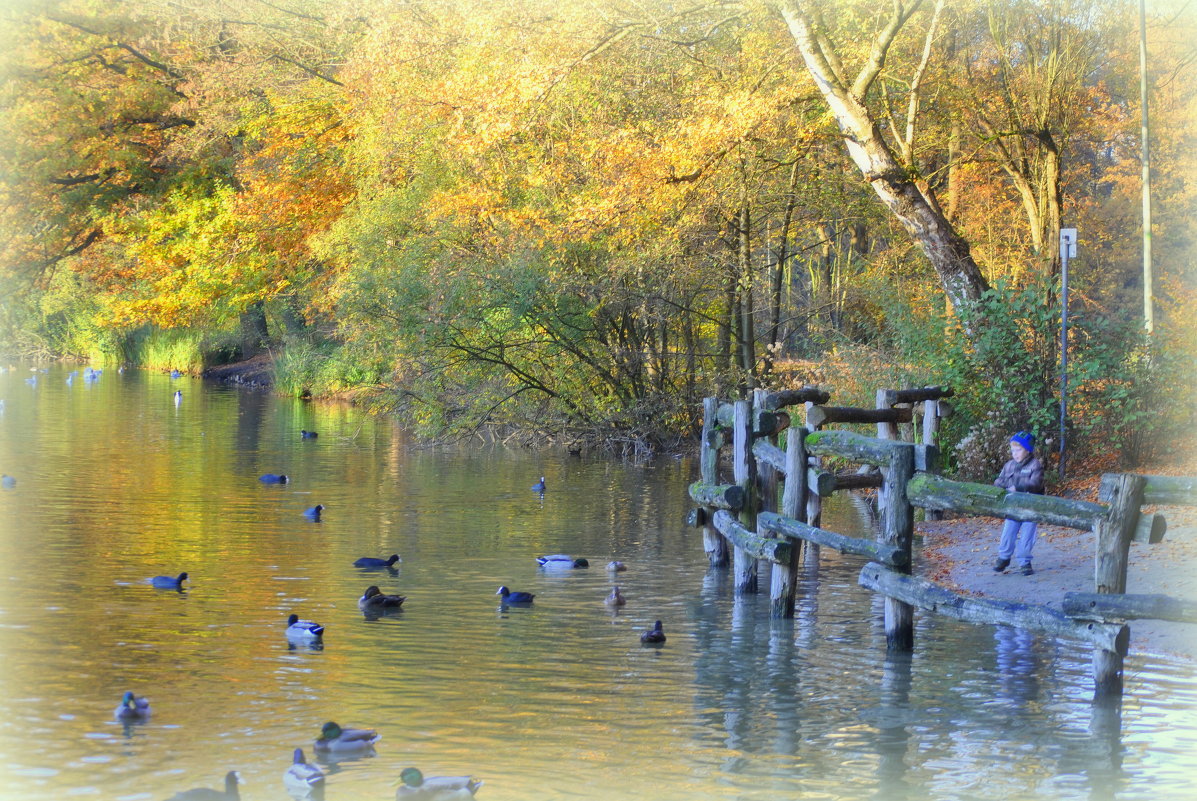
[0,365,1195,801]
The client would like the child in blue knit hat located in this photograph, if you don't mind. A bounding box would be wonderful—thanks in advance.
[993,431,1045,575]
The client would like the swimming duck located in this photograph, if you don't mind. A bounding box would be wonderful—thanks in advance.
[313,721,380,754]
[536,554,589,569]
[359,586,406,611]
[354,554,401,568]
[300,430,318,439]
[259,473,289,484]
[283,748,325,795]
[640,620,666,644]
[606,561,627,572]
[395,767,483,799]
[1,474,15,489]
[303,504,324,520]
[174,390,182,404]
[531,476,546,493]
[605,587,626,606]
[170,369,182,379]
[114,691,151,722]
[152,572,188,590]
[165,770,242,800]
[286,614,325,641]
[496,586,534,604]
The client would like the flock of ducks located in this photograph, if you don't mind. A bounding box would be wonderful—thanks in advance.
[8,367,670,799]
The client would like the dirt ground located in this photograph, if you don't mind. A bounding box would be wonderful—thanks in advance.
[916,510,1197,661]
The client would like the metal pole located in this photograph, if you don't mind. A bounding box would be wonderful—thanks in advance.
[1139,0,1154,335]
[1060,248,1069,480]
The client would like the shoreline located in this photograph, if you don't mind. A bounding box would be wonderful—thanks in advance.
[916,515,1197,662]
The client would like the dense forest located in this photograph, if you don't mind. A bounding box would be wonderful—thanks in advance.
[1,0,1194,472]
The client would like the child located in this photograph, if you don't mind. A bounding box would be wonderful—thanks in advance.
[993,431,1045,575]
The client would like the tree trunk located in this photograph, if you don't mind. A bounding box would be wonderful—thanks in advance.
[239,300,269,356]
[776,1,989,315]
[738,199,756,388]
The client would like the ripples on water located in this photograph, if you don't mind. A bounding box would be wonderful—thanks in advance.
[0,364,1194,801]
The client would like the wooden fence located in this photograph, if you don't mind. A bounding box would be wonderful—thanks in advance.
[688,388,1197,698]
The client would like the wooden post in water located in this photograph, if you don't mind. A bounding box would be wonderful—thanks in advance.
[881,442,916,651]
[803,402,822,566]
[770,424,809,618]
[700,397,729,567]
[733,400,758,593]
[1092,473,1146,697]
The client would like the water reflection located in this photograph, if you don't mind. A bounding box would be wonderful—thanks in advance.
[1,363,1196,801]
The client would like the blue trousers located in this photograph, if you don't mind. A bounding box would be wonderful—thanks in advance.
[998,519,1038,565]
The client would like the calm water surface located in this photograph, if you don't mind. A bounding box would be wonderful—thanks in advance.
[0,364,1194,801]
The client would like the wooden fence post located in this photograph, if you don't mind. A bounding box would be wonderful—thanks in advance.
[1092,473,1146,697]
[803,402,822,565]
[733,399,758,593]
[701,397,729,567]
[770,425,809,618]
[922,400,943,521]
[882,443,916,651]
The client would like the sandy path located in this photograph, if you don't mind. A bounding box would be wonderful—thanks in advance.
[915,515,1197,661]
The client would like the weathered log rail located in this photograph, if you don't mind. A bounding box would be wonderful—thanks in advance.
[860,564,1129,654]
[687,388,1194,700]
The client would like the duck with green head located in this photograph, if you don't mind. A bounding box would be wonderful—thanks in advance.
[114,691,151,722]
[395,767,482,800]
[313,721,380,755]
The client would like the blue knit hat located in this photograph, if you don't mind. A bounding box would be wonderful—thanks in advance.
[1010,431,1035,452]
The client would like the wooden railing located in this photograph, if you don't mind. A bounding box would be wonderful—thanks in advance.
[688,388,1195,699]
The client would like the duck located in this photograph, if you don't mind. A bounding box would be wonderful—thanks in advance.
[359,586,406,611]
[354,554,401,568]
[259,473,289,484]
[531,476,546,493]
[113,691,151,722]
[300,429,318,439]
[536,554,589,569]
[605,587,626,607]
[313,721,380,754]
[283,748,325,795]
[606,561,627,572]
[1,474,15,489]
[151,572,188,590]
[174,390,182,404]
[303,504,324,521]
[286,614,325,641]
[165,770,242,800]
[495,586,534,604]
[170,369,182,378]
[640,620,666,644]
[395,766,483,799]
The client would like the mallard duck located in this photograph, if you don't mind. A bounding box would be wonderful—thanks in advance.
[259,473,288,484]
[151,572,188,590]
[313,721,380,754]
[640,620,666,644]
[395,767,483,799]
[359,586,405,611]
[166,770,242,800]
[354,554,401,568]
[303,504,324,521]
[114,691,151,722]
[495,586,534,604]
[536,554,588,569]
[284,748,325,795]
[606,561,627,572]
[286,614,325,641]
[531,476,546,493]
[300,430,318,439]
[605,587,626,606]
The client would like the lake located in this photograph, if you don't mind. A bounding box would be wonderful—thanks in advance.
[0,363,1194,801]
